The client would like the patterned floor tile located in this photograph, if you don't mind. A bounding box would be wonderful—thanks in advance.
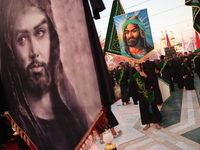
[181,127,200,144]
[95,73,200,150]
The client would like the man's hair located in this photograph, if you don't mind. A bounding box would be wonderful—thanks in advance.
[122,16,153,57]
[160,55,165,60]
[182,56,188,61]
[124,61,129,68]
[118,62,125,67]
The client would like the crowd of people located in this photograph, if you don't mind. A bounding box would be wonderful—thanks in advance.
[104,49,200,135]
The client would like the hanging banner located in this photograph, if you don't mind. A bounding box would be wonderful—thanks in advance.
[0,0,113,149]
[185,0,200,33]
[104,0,125,55]
[113,9,154,63]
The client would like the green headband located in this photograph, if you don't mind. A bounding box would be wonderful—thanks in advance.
[195,48,200,53]
[122,19,146,32]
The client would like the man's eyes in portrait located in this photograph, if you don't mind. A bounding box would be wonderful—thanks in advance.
[35,28,46,39]
[125,29,138,34]
[17,34,28,46]
[16,28,47,46]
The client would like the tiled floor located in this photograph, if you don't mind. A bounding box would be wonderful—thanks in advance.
[96,74,200,150]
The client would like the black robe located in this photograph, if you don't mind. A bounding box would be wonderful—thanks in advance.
[181,62,195,90]
[142,60,163,105]
[136,73,162,125]
[171,58,185,89]
[116,69,130,103]
[157,60,175,92]
[128,67,140,104]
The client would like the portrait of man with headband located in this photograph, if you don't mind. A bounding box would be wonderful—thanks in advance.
[121,15,154,59]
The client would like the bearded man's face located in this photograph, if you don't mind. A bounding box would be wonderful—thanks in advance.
[12,5,52,95]
[124,24,140,47]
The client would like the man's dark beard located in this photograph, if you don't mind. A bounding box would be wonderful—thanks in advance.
[17,59,52,96]
[26,60,52,96]
[126,37,139,47]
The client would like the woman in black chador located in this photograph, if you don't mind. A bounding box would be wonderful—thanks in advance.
[142,59,163,105]
[134,63,162,131]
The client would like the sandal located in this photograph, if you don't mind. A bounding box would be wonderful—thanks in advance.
[113,130,122,138]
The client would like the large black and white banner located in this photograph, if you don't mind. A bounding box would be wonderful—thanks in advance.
[0,0,113,149]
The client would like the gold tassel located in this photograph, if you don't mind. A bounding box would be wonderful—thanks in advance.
[27,139,30,146]
[23,134,26,142]
[20,131,23,139]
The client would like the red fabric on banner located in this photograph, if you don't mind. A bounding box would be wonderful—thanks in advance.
[195,31,200,49]
[166,31,172,48]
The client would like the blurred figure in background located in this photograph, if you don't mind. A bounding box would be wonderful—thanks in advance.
[116,62,131,106]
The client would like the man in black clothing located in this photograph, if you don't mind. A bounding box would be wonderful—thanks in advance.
[116,62,131,105]
[188,51,196,73]
[181,56,195,90]
[168,56,184,89]
[157,55,175,92]
[124,61,139,105]
[188,51,196,60]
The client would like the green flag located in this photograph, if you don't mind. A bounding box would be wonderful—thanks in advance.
[104,0,125,55]
[185,0,200,33]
